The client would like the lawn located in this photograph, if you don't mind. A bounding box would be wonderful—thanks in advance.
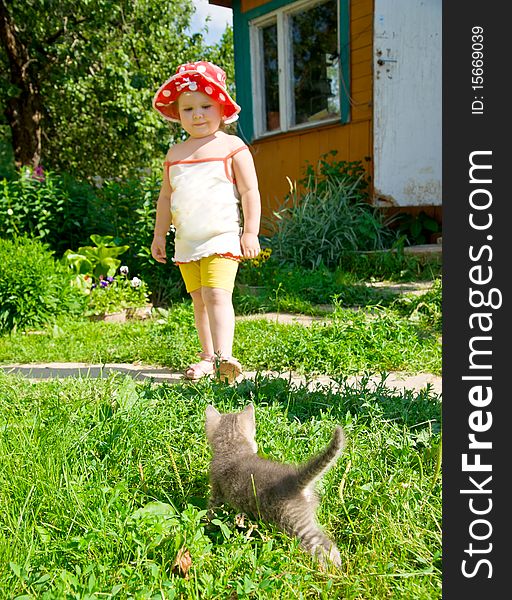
[0,282,442,377]
[0,270,442,598]
[0,373,441,599]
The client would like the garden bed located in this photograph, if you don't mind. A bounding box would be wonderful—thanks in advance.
[88,304,153,323]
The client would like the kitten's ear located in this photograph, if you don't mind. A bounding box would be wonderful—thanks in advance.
[240,403,256,429]
[242,403,255,422]
[239,404,257,449]
[205,405,221,436]
[206,404,221,417]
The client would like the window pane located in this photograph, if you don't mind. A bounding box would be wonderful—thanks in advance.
[291,0,340,126]
[262,23,280,132]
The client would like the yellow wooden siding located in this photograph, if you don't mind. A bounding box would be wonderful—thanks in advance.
[242,0,374,217]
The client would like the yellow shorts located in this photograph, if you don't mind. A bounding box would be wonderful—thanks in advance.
[178,255,239,293]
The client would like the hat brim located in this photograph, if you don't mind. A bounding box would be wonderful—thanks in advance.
[152,69,240,124]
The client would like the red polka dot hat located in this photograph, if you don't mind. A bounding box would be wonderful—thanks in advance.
[152,61,241,124]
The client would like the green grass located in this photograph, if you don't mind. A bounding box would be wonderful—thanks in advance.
[0,269,442,597]
[0,293,441,376]
[0,373,441,599]
[233,257,442,317]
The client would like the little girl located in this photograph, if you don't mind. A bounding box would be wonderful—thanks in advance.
[151,61,261,383]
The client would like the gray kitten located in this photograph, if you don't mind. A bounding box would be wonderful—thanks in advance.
[205,403,346,567]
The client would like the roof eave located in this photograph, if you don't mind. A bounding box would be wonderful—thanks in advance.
[208,1,233,8]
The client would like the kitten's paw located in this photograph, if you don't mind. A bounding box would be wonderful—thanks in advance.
[314,543,342,569]
[328,545,342,568]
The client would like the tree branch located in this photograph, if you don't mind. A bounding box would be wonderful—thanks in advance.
[0,0,30,82]
[43,14,89,47]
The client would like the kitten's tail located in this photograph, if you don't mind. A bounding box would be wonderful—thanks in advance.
[297,426,346,488]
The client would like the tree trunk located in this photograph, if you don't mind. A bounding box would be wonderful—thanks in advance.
[0,0,43,168]
[4,87,43,169]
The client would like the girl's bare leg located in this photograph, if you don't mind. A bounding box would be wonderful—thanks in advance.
[190,288,215,359]
[201,287,235,358]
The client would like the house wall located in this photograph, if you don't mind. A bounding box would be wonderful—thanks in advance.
[237,0,374,220]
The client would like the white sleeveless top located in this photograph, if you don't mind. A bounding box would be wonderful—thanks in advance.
[165,146,248,263]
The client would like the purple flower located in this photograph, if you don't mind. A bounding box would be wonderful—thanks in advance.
[32,165,45,182]
[107,276,114,283]
[100,280,108,288]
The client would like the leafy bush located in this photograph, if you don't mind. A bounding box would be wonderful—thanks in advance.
[84,176,161,255]
[63,234,130,280]
[0,237,86,332]
[0,168,96,254]
[0,167,185,307]
[394,210,441,245]
[62,236,151,315]
[299,150,370,199]
[267,178,396,269]
[0,167,161,267]
[113,180,186,306]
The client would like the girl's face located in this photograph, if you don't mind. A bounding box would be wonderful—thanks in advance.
[177,91,223,138]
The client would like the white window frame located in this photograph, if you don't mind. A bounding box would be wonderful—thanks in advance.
[249,0,341,139]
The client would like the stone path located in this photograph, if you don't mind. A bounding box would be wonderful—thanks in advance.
[0,362,441,396]
[1,278,442,395]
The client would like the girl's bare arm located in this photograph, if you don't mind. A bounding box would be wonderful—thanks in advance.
[151,163,173,263]
[233,147,261,259]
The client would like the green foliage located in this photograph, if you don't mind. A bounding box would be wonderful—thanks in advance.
[0,292,442,375]
[86,271,150,316]
[394,211,441,246]
[88,176,161,256]
[265,151,396,269]
[0,168,95,253]
[233,257,442,319]
[0,126,15,179]
[234,305,440,376]
[62,235,151,315]
[300,150,370,198]
[392,278,442,330]
[339,248,442,282]
[0,167,185,307]
[63,234,130,280]
[237,247,273,286]
[0,237,86,332]
[87,174,186,306]
[0,374,441,598]
[267,178,396,269]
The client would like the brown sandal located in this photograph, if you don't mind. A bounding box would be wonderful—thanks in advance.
[184,352,215,380]
[215,356,243,384]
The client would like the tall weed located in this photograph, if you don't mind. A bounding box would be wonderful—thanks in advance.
[268,178,396,269]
